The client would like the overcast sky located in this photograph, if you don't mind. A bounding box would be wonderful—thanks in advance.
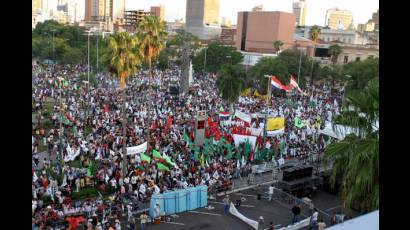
[125,0,379,26]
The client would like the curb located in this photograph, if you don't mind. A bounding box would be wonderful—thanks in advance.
[217,180,278,196]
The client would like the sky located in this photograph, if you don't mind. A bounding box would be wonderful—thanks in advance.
[125,0,379,26]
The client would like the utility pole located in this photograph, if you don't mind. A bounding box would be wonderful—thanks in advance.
[203,46,207,73]
[297,49,302,85]
[180,41,190,93]
[263,75,271,142]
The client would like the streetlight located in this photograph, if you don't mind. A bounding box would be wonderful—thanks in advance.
[263,75,271,142]
[203,46,207,73]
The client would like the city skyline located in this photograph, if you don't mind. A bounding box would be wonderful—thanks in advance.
[125,0,379,26]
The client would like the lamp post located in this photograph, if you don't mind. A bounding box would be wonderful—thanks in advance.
[263,75,271,142]
[203,46,207,73]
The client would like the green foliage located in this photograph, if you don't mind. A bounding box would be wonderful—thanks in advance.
[273,40,284,53]
[216,64,246,106]
[324,79,379,212]
[309,25,322,43]
[248,57,288,94]
[343,57,379,91]
[32,20,105,68]
[193,42,243,73]
[277,49,311,87]
[156,48,172,70]
[328,44,342,65]
[167,29,200,62]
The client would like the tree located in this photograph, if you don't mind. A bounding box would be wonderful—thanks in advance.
[343,57,379,91]
[273,40,284,53]
[192,42,243,73]
[102,32,143,175]
[167,29,200,63]
[324,79,379,212]
[309,25,322,43]
[318,65,343,88]
[61,47,83,64]
[216,64,245,112]
[277,49,310,87]
[249,57,288,94]
[137,15,168,78]
[328,44,342,65]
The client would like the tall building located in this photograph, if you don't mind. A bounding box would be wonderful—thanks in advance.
[84,0,111,21]
[236,11,296,53]
[325,8,354,30]
[124,10,151,32]
[150,6,165,21]
[111,0,125,22]
[185,0,221,40]
[33,0,42,13]
[292,0,306,26]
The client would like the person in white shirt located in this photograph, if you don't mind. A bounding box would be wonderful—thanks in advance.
[268,184,274,201]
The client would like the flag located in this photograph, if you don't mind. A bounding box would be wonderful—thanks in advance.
[243,140,251,157]
[225,151,233,160]
[141,153,151,163]
[87,161,93,176]
[164,156,176,168]
[152,150,162,159]
[156,163,170,171]
[294,117,305,128]
[63,79,69,87]
[167,115,173,128]
[200,153,205,167]
[73,126,78,137]
[235,151,241,160]
[183,131,190,143]
[279,141,286,157]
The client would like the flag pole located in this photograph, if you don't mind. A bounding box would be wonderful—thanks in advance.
[264,75,271,142]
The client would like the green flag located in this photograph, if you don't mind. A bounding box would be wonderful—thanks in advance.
[141,153,151,163]
[164,156,176,167]
[152,150,162,159]
[183,132,190,143]
[200,153,205,167]
[87,161,93,176]
[73,126,78,137]
[63,80,69,87]
[244,140,251,157]
[220,106,224,112]
[225,151,233,160]
[294,117,305,128]
[156,163,170,171]
[279,141,286,157]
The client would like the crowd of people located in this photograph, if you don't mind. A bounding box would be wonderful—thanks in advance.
[32,63,343,229]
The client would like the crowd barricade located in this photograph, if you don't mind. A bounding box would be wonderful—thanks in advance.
[149,185,208,218]
[251,161,276,174]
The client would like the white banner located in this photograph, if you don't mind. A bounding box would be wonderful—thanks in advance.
[232,134,256,149]
[247,127,263,136]
[126,142,148,155]
[277,217,310,230]
[235,110,252,124]
[229,202,259,230]
[266,128,285,137]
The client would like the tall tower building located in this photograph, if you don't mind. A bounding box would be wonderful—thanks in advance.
[292,0,306,26]
[325,8,353,30]
[150,6,165,21]
[185,0,221,39]
[84,0,111,21]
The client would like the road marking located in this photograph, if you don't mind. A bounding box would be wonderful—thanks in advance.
[188,210,222,216]
[326,205,342,212]
[161,221,185,226]
[208,201,255,208]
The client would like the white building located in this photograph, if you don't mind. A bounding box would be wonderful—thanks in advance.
[295,26,371,45]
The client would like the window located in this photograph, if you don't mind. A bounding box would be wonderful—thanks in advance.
[344,56,349,64]
[356,57,361,62]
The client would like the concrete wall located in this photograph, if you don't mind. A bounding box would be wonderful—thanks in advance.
[236,11,295,53]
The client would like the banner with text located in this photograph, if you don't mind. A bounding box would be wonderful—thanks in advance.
[127,142,148,155]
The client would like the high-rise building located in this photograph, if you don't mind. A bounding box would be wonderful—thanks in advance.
[84,0,111,21]
[236,11,296,53]
[292,0,306,27]
[150,6,165,21]
[325,8,354,30]
[185,0,221,40]
[111,0,125,22]
[33,0,42,13]
[124,10,151,32]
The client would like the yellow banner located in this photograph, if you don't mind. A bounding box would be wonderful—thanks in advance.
[267,117,285,131]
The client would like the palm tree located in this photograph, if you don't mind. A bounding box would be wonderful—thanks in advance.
[216,64,245,113]
[328,44,342,65]
[309,25,322,43]
[137,15,168,78]
[308,26,321,85]
[324,78,379,212]
[273,40,284,54]
[102,32,143,175]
